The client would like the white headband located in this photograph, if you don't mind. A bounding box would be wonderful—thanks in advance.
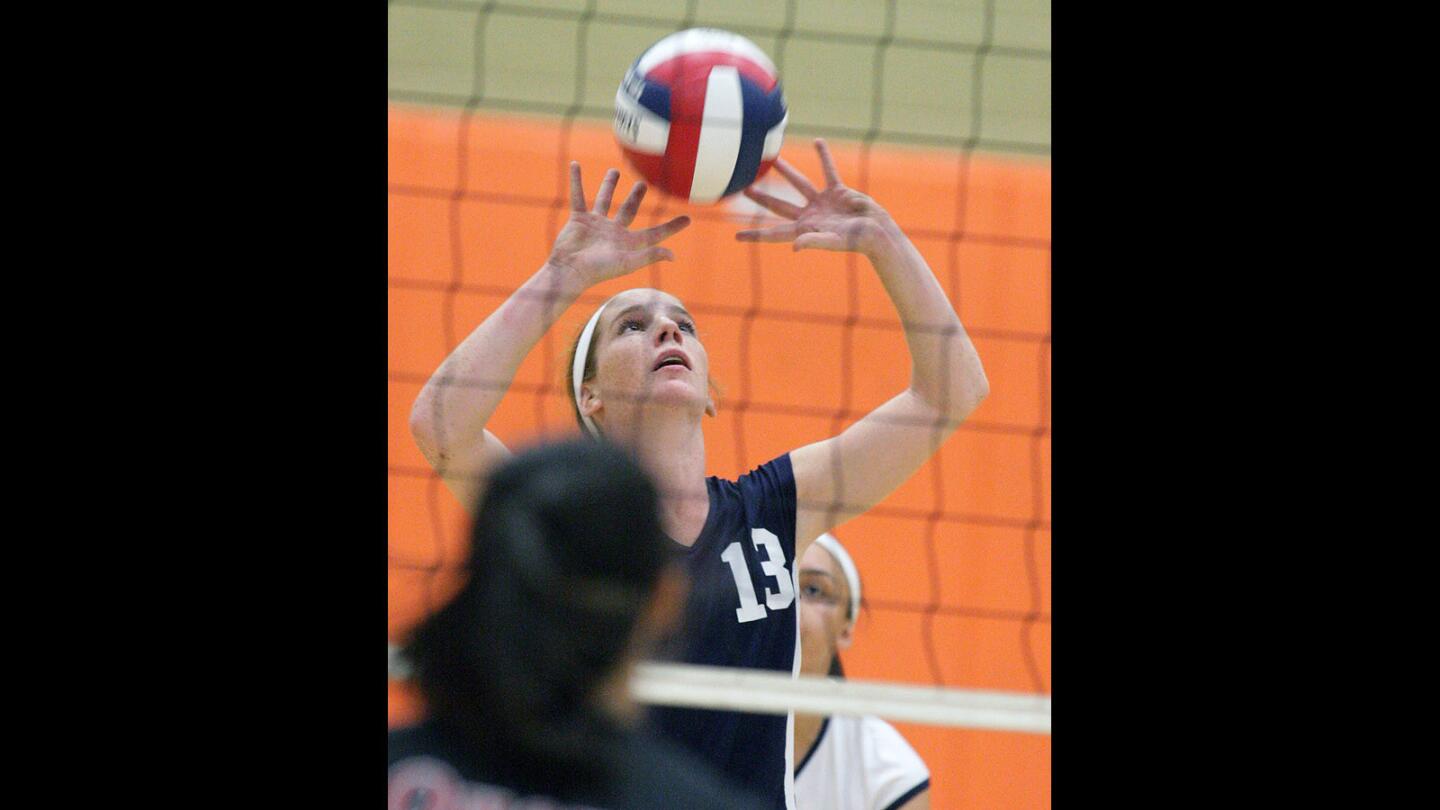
[572,301,610,437]
[812,532,861,626]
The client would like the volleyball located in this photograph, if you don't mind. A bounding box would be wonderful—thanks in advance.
[613,28,788,205]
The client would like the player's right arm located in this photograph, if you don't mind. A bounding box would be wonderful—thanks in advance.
[409,163,690,510]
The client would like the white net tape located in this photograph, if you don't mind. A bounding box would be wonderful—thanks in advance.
[389,645,1051,735]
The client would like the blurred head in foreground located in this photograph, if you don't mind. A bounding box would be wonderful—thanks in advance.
[402,438,686,794]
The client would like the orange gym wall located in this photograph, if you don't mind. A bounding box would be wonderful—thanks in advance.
[388,104,1051,809]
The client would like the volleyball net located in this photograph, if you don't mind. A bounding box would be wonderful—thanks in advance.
[389,1,1050,806]
[389,644,1051,735]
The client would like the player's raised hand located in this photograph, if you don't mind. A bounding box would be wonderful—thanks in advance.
[547,163,692,286]
[736,139,896,258]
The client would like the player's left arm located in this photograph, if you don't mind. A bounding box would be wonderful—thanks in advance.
[737,139,989,558]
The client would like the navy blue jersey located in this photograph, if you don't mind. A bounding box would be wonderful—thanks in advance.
[649,453,800,810]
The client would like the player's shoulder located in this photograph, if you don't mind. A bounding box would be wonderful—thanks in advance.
[857,713,906,740]
[739,452,794,483]
[727,452,795,504]
[856,715,928,772]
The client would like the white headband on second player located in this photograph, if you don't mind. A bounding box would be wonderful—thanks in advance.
[572,301,611,438]
[812,532,862,625]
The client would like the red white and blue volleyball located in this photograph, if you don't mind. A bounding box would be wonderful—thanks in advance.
[614,28,789,205]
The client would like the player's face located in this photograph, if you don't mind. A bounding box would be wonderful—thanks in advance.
[797,543,854,677]
[589,288,712,423]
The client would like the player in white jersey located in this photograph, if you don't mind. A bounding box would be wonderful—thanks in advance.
[794,533,930,810]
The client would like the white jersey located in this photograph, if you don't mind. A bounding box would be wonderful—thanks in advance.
[794,714,930,810]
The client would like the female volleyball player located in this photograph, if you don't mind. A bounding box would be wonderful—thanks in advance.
[409,139,988,809]
[389,439,767,810]
[794,533,930,810]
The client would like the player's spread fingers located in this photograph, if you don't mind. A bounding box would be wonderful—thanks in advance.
[592,169,621,216]
[637,215,692,246]
[814,139,843,188]
[793,232,848,252]
[623,246,675,271]
[735,223,802,243]
[615,182,647,227]
[743,187,802,220]
[772,159,819,201]
[569,162,587,212]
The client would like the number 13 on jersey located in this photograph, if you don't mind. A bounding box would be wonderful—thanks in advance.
[720,528,795,623]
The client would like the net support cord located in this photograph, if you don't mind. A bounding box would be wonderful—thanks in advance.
[389,646,1051,735]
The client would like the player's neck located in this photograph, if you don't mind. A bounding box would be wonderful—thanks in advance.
[793,711,825,767]
[618,414,709,545]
